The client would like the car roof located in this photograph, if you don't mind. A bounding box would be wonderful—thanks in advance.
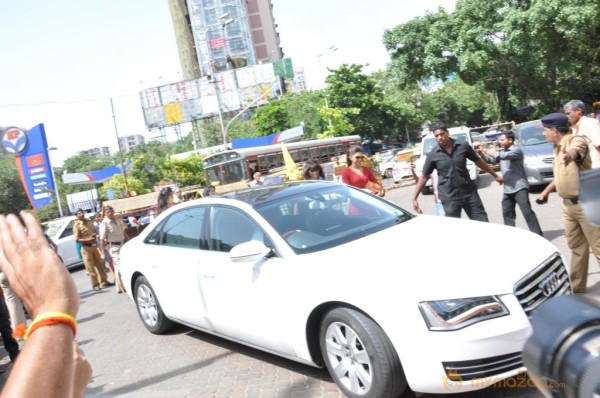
[515,119,542,129]
[219,181,337,207]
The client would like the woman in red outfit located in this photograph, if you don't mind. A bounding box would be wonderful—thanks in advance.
[341,145,385,197]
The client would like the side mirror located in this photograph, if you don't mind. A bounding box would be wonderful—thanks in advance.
[229,240,272,263]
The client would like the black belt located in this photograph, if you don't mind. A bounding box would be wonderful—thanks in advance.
[81,243,96,247]
[563,197,579,205]
[108,242,122,246]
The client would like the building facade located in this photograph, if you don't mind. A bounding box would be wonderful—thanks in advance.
[81,147,111,157]
[169,0,282,79]
[118,134,146,153]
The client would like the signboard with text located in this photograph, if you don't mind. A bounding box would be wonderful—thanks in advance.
[139,60,286,130]
[1,124,57,209]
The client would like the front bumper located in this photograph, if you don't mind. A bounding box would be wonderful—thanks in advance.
[525,165,553,186]
[397,294,531,394]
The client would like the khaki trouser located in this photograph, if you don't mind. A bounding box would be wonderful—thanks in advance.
[562,201,600,293]
[0,272,26,330]
[81,245,108,288]
[108,244,125,293]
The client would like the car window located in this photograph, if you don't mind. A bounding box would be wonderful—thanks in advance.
[518,125,546,146]
[256,185,413,254]
[46,219,70,239]
[157,207,206,249]
[208,207,266,252]
[60,221,75,239]
[422,137,437,154]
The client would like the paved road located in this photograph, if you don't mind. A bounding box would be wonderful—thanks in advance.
[1,175,598,397]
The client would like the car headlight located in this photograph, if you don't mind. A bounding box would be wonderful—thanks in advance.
[419,296,509,331]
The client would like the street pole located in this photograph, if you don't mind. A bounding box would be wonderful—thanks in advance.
[47,147,64,217]
[317,45,338,90]
[110,97,130,196]
[223,81,281,144]
[213,77,227,149]
[203,19,232,150]
[318,46,337,127]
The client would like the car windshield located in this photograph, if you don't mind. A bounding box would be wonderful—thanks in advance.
[518,125,547,146]
[45,219,69,238]
[379,150,399,162]
[255,184,413,254]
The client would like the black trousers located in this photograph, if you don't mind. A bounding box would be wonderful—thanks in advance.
[502,188,544,236]
[442,191,489,222]
[0,297,20,361]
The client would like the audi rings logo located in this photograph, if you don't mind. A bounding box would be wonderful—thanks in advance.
[539,272,560,297]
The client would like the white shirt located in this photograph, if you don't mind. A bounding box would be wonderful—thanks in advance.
[572,115,600,169]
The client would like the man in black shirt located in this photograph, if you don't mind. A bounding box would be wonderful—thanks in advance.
[412,122,504,221]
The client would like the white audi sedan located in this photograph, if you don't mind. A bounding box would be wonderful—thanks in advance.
[120,181,571,397]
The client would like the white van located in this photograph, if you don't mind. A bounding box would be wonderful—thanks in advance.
[415,126,479,192]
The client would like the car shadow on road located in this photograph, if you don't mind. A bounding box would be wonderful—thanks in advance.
[541,228,565,242]
[77,312,104,324]
[182,326,335,381]
[157,323,332,380]
[86,350,236,396]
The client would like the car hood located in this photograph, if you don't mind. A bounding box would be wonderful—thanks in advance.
[519,142,554,157]
[315,215,558,300]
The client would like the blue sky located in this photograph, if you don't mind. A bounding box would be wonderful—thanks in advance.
[0,0,455,166]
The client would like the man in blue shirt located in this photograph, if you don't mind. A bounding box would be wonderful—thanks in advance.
[479,131,543,235]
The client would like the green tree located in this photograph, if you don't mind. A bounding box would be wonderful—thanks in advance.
[226,117,261,141]
[34,202,59,222]
[0,155,32,215]
[372,71,426,139]
[172,132,195,154]
[125,141,174,189]
[279,91,326,139]
[250,91,327,139]
[420,78,494,126]
[62,153,114,174]
[383,0,600,119]
[318,107,359,138]
[100,174,148,199]
[252,99,290,135]
[160,155,205,187]
[325,64,393,138]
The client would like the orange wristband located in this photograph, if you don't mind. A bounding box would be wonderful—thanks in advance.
[18,311,77,340]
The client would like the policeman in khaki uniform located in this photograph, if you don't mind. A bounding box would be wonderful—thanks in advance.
[537,113,600,293]
[99,206,128,294]
[73,209,112,291]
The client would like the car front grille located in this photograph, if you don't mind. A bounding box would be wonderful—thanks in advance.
[513,253,571,318]
[542,156,554,164]
[443,352,523,380]
[540,171,554,178]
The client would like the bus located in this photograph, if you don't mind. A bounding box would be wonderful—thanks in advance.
[202,135,362,187]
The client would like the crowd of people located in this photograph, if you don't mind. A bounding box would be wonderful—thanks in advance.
[0,100,598,396]
[411,100,600,295]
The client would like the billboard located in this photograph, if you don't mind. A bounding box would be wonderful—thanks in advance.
[139,59,293,130]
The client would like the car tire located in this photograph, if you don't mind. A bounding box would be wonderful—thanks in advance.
[320,308,407,398]
[134,276,174,334]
